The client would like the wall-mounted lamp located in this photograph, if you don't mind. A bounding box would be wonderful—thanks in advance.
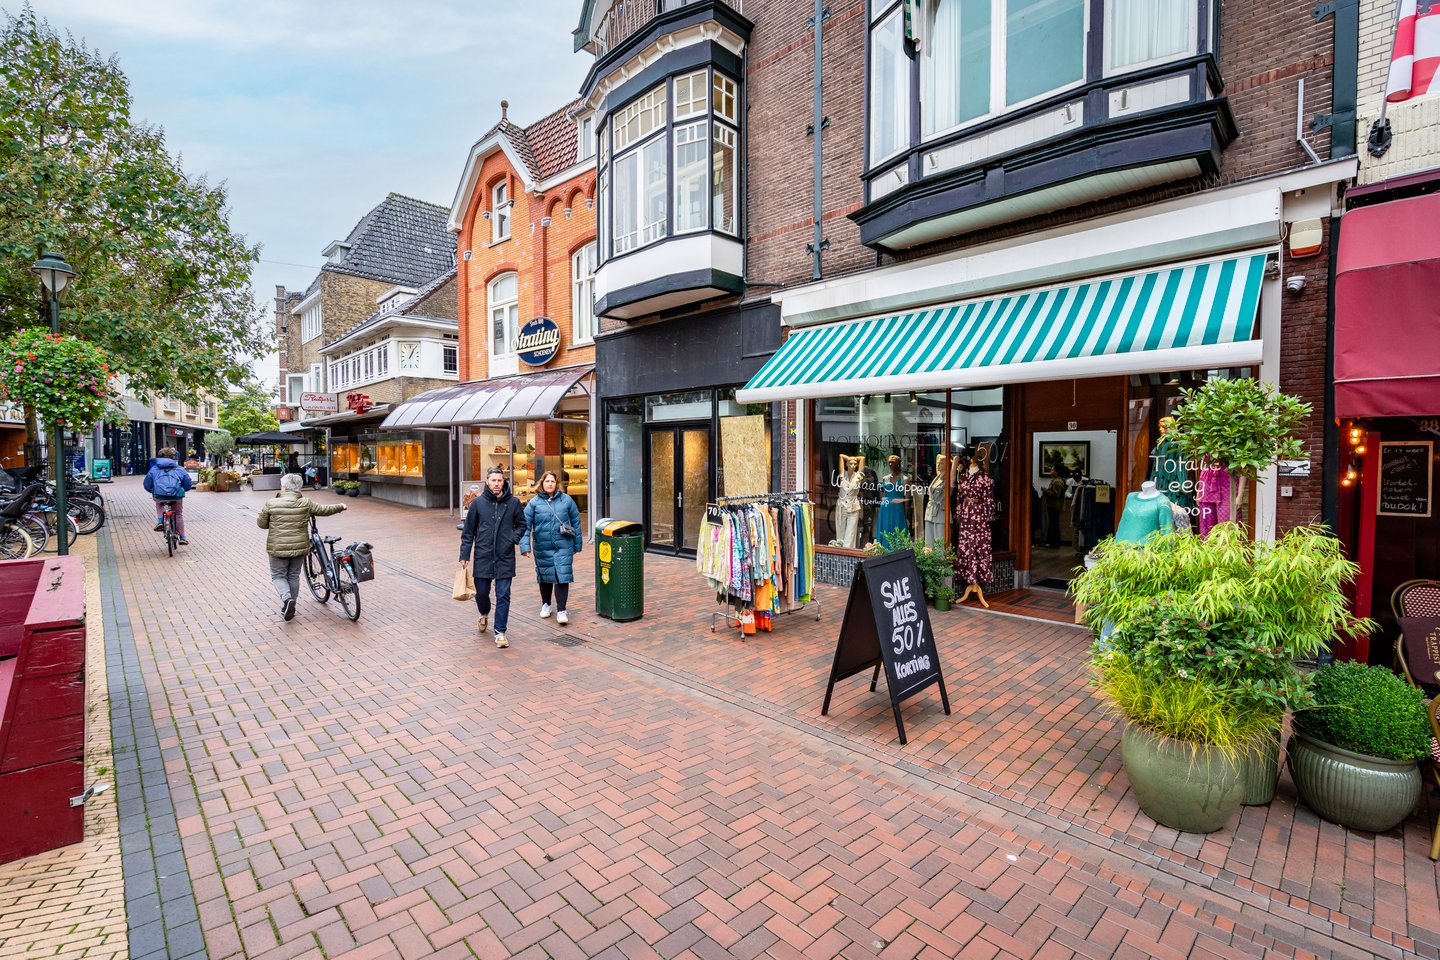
[908,391,917,402]
[882,393,891,403]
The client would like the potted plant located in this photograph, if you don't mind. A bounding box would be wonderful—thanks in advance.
[864,529,957,607]
[206,431,235,489]
[1288,661,1431,833]
[932,584,956,612]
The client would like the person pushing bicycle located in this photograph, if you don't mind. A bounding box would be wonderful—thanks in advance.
[258,473,346,621]
[143,446,194,545]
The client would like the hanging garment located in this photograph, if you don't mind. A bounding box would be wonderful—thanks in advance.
[924,474,946,546]
[877,473,910,542]
[1196,460,1232,536]
[953,470,995,586]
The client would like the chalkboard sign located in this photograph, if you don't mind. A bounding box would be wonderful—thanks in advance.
[1378,441,1432,518]
[820,549,950,744]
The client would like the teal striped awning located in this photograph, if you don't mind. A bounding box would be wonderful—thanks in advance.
[735,253,1267,404]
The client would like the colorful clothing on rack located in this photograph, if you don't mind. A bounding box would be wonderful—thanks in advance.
[953,470,995,586]
[697,497,814,613]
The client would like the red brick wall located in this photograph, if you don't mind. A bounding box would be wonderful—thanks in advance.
[457,152,597,381]
[1275,226,1333,532]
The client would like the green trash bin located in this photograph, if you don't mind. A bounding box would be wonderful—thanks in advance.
[594,518,644,622]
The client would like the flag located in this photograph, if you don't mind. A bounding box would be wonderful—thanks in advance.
[1385,0,1440,102]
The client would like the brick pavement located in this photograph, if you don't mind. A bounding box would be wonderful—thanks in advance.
[85,477,1440,958]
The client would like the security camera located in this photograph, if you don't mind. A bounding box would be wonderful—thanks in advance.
[1285,275,1306,294]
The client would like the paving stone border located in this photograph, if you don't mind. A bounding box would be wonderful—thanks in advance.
[98,527,209,960]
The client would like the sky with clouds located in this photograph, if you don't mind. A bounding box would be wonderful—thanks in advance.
[15,0,594,388]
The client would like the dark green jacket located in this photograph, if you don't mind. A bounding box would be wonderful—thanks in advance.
[257,491,345,557]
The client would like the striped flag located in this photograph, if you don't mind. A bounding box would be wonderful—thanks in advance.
[1386,0,1440,102]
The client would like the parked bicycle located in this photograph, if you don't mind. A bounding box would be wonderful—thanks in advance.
[0,490,38,559]
[304,517,368,621]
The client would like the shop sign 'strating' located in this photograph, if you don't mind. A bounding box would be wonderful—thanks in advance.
[514,317,561,367]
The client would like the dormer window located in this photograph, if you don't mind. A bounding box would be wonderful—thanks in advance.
[492,180,511,242]
[322,240,351,265]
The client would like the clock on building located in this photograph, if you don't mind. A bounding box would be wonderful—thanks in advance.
[399,342,420,369]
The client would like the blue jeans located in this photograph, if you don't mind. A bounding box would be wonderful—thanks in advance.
[474,577,512,633]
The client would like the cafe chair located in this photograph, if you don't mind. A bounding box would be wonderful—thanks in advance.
[1427,698,1440,861]
[1391,579,1440,690]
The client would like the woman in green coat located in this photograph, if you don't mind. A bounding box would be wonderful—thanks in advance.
[258,473,346,621]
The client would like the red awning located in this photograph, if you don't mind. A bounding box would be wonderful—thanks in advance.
[1335,192,1440,418]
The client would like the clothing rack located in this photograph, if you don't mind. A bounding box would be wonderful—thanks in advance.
[700,491,822,638]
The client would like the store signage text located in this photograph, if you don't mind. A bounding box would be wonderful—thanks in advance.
[514,317,561,367]
[346,393,373,413]
[300,392,338,413]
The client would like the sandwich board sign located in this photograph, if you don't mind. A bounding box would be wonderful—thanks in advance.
[821,548,950,744]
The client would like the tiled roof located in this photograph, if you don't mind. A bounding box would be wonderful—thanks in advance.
[324,267,458,350]
[490,100,584,184]
[324,193,453,287]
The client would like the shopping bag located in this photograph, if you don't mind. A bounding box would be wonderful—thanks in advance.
[452,567,476,601]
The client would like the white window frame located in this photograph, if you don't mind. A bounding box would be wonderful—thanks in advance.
[571,244,597,345]
[285,376,305,406]
[675,70,708,120]
[492,179,511,243]
[1102,0,1198,76]
[442,340,459,376]
[489,273,519,358]
[300,304,323,343]
[869,1,912,164]
[910,0,1088,144]
[578,114,595,160]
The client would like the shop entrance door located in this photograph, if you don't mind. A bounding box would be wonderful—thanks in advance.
[645,425,711,555]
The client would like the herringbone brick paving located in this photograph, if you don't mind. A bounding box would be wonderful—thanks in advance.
[94,477,1440,959]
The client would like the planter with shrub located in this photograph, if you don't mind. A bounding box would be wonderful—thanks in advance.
[864,529,956,606]
[1288,661,1430,832]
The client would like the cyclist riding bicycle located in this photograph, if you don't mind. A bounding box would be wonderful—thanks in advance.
[143,446,194,545]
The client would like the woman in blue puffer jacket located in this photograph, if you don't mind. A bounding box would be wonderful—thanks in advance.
[520,470,583,625]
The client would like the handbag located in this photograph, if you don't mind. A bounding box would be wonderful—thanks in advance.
[452,567,475,601]
[546,497,577,539]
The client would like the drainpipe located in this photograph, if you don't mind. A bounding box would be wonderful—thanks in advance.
[807,0,830,280]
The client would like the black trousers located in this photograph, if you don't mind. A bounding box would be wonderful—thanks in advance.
[538,582,570,610]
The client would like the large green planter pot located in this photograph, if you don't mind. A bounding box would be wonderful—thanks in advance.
[1240,725,1283,806]
[1286,730,1421,833]
[1120,724,1245,833]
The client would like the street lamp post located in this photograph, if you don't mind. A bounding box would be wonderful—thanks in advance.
[31,252,77,557]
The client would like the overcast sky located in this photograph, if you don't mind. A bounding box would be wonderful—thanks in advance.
[17,0,593,388]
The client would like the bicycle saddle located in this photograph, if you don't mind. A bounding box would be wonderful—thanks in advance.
[322,534,342,544]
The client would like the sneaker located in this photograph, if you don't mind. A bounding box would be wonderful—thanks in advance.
[556,610,569,626]
[494,632,509,649]
[282,598,296,621]
[178,538,189,545]
[477,615,488,635]
[540,603,552,619]
[153,523,163,531]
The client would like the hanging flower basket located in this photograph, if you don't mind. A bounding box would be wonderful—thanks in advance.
[0,329,114,431]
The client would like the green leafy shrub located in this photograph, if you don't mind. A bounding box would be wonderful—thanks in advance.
[864,527,956,599]
[1296,661,1431,762]
[1093,651,1273,749]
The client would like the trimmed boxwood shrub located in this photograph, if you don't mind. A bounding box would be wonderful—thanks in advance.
[1296,661,1431,762]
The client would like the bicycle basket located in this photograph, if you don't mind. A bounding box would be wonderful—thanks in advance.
[340,542,375,582]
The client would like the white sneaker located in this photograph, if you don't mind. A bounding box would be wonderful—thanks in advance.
[556,610,569,626]
[494,632,508,649]
[540,603,552,619]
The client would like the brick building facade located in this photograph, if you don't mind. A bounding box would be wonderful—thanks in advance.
[574,0,1358,595]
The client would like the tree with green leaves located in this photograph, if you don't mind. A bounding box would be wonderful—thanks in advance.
[1164,378,1311,518]
[0,8,269,446]
[218,378,278,438]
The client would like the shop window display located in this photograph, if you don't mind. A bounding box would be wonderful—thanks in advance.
[354,432,424,477]
[331,443,360,475]
[605,398,644,524]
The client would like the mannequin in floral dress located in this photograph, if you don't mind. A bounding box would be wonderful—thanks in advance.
[953,445,996,607]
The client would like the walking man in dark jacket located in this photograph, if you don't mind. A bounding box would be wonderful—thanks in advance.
[459,467,527,648]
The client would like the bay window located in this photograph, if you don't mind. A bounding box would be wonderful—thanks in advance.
[489,273,518,357]
[598,67,742,261]
[870,2,911,162]
[1105,0,1195,73]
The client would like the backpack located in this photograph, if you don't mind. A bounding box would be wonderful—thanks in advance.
[152,465,186,499]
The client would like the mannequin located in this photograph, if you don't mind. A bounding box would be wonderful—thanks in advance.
[876,455,910,541]
[1114,480,1175,544]
[1195,457,1233,536]
[924,454,948,545]
[836,454,864,549]
[953,446,995,608]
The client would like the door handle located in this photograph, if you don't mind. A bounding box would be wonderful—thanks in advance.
[677,492,684,507]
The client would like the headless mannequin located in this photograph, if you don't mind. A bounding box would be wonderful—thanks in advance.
[924,454,948,545]
[1114,479,1174,544]
[836,455,864,548]
[953,447,995,608]
[877,456,910,539]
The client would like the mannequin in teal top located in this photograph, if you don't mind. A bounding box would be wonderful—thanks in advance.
[1114,481,1174,543]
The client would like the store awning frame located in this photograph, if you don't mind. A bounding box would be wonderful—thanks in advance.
[380,365,593,430]
[735,253,1267,403]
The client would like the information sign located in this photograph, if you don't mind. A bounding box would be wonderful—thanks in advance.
[1378,441,1432,517]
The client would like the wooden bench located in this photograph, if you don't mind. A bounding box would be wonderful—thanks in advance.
[0,556,86,865]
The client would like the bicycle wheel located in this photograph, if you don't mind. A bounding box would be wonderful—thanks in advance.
[304,550,331,602]
[166,518,176,557]
[45,511,76,552]
[17,515,47,553]
[0,521,33,559]
[72,500,104,535]
[336,561,361,621]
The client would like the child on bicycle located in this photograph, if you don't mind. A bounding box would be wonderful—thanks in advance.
[143,447,194,545]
